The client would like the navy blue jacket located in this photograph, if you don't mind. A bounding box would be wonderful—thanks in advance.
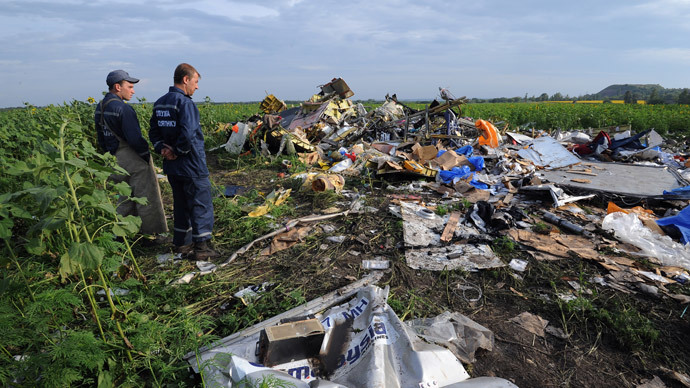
[149,86,209,177]
[94,93,150,161]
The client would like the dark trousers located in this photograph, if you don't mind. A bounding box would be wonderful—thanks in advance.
[168,175,214,246]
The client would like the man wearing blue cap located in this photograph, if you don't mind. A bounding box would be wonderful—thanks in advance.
[95,70,168,238]
[149,63,219,260]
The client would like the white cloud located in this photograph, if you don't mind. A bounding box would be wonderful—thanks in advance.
[0,14,79,40]
[160,0,279,21]
[296,64,330,71]
[77,29,191,51]
[49,58,80,64]
[104,61,137,69]
[626,47,690,63]
[602,0,690,28]
[634,0,690,16]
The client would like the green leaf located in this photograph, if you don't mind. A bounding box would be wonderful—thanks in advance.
[66,158,87,168]
[6,160,31,175]
[33,215,66,232]
[98,370,114,388]
[112,164,128,176]
[26,237,46,255]
[129,196,148,205]
[65,242,104,272]
[112,224,128,237]
[97,203,117,215]
[113,215,141,237]
[0,217,13,239]
[71,172,84,185]
[9,204,32,219]
[26,186,60,213]
[59,251,78,280]
[121,215,142,234]
[113,182,132,197]
[0,192,13,203]
[91,190,109,203]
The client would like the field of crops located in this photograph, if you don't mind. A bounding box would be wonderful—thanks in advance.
[0,98,688,386]
[460,102,690,136]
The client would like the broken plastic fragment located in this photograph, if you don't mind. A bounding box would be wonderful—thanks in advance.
[475,119,500,148]
[361,259,390,270]
[509,259,528,272]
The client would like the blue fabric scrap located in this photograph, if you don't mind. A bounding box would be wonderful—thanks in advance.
[656,205,690,244]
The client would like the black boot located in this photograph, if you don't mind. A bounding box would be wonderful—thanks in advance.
[193,240,220,261]
[173,243,194,258]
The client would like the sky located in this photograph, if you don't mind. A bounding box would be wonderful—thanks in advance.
[2,0,690,107]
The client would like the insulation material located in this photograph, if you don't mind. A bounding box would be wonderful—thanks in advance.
[405,244,504,271]
[400,202,445,247]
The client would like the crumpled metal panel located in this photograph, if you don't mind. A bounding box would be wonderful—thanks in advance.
[517,135,580,170]
[288,102,331,130]
[186,284,517,387]
[539,161,684,198]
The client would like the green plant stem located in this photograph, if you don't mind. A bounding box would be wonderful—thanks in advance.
[79,264,107,342]
[59,122,92,244]
[96,267,125,319]
[10,299,25,318]
[120,236,146,282]
[97,266,133,361]
[41,331,57,346]
[401,293,415,321]
[1,344,13,360]
[115,320,133,362]
[4,239,35,302]
[147,358,161,387]
[195,350,207,387]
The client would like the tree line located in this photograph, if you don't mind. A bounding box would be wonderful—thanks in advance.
[470,87,690,105]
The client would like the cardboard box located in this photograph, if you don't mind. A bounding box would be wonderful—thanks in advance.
[259,319,325,367]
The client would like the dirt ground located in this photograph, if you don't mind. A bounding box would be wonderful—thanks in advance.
[186,153,690,388]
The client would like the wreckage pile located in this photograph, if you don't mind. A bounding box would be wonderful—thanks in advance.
[196,78,690,386]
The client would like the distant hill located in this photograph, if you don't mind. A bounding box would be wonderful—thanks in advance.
[594,84,687,103]
[597,84,662,98]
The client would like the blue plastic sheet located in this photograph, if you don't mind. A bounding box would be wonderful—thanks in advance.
[657,205,690,244]
[439,166,472,183]
[468,156,484,172]
[456,145,473,157]
[663,185,690,198]
[438,166,488,190]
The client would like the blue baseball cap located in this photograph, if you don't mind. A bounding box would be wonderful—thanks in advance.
[106,70,139,87]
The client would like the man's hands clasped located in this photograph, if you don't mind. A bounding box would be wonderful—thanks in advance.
[161,144,178,160]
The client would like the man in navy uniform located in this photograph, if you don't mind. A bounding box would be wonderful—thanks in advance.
[149,63,219,260]
[95,70,168,238]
